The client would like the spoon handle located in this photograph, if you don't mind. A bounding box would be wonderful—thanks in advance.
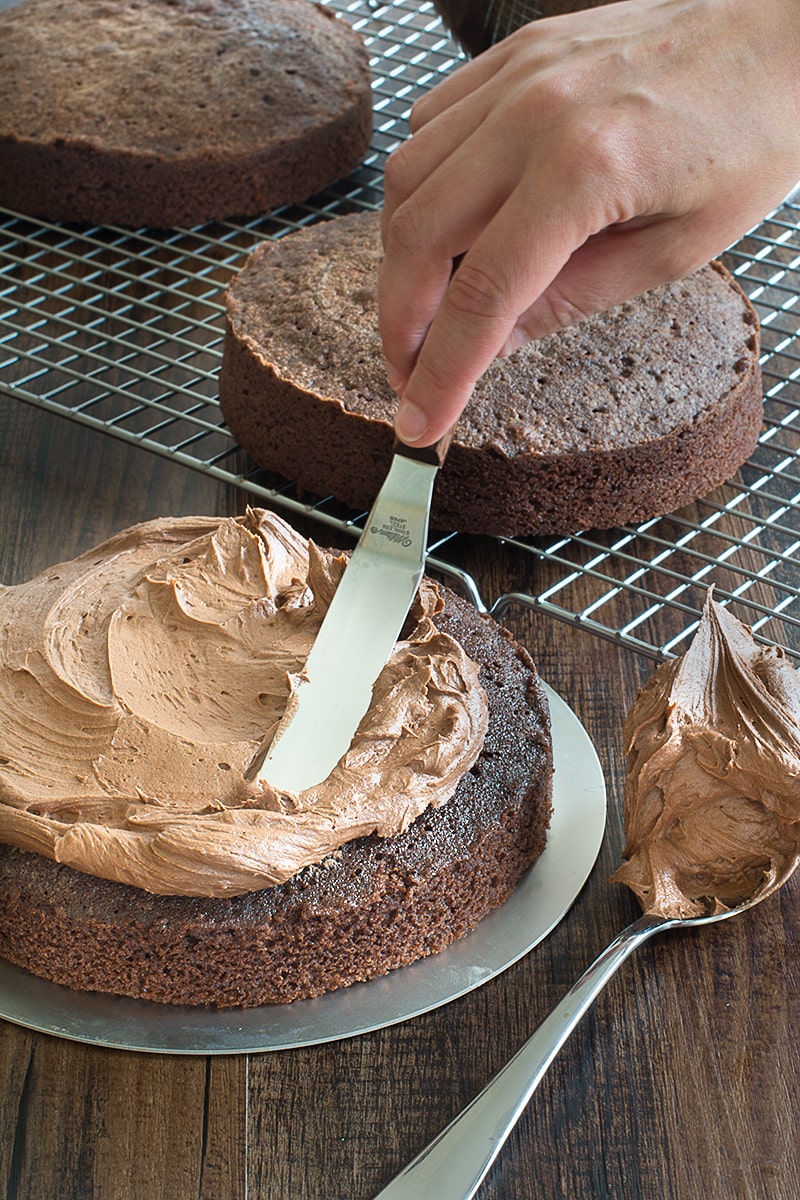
[373,914,668,1200]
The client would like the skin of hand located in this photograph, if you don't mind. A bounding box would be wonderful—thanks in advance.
[379,0,800,447]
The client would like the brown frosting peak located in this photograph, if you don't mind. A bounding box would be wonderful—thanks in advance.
[0,509,488,896]
[611,590,800,918]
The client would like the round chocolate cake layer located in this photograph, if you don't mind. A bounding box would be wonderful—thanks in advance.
[220,210,762,537]
[0,0,373,228]
[0,589,552,1007]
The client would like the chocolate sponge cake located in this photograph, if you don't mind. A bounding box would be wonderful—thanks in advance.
[219,210,762,537]
[0,0,373,228]
[0,509,552,1006]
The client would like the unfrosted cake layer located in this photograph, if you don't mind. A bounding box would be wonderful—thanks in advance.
[0,0,373,227]
[219,210,762,537]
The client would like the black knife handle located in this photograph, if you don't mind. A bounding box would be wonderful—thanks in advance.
[393,430,454,469]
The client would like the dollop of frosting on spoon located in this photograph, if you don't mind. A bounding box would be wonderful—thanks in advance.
[611,590,800,918]
[0,508,488,896]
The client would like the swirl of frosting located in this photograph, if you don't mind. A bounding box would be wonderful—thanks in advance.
[0,509,488,896]
[611,590,800,918]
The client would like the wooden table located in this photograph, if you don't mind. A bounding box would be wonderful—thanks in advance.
[1,396,798,1200]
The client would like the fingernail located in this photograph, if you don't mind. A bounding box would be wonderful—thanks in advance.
[395,400,429,445]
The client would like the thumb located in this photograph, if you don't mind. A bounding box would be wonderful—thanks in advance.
[392,244,569,447]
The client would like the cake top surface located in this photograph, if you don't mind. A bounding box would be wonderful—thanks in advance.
[225,210,759,456]
[611,590,800,919]
[0,508,488,897]
[0,0,371,156]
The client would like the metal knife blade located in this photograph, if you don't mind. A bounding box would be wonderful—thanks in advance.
[255,435,451,794]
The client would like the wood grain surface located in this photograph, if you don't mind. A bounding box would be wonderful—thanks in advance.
[1,399,798,1200]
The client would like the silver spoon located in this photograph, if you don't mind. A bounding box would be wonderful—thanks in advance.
[372,889,772,1200]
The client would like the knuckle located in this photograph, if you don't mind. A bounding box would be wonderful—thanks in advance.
[503,61,586,129]
[579,121,631,182]
[382,196,427,259]
[546,122,630,200]
[524,73,574,118]
[446,259,510,324]
[382,146,417,208]
[534,287,594,333]
[408,93,432,133]
[651,245,709,287]
[414,352,453,397]
[412,349,474,418]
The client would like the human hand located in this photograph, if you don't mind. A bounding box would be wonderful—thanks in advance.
[379,0,800,446]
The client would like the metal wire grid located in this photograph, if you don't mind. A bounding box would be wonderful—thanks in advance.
[2,0,800,662]
[503,204,800,661]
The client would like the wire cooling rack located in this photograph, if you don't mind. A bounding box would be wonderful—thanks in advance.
[2,0,800,662]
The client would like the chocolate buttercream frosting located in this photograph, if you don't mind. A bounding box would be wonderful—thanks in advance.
[611,590,800,918]
[0,509,488,897]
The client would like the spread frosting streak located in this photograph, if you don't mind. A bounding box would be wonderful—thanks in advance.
[0,509,488,897]
[611,590,800,918]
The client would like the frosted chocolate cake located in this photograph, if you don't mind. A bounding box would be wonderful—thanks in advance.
[219,210,762,537]
[0,509,553,1006]
[0,0,373,228]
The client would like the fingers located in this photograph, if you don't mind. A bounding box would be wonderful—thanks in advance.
[500,217,711,352]
[379,122,523,396]
[380,64,500,248]
[382,102,642,444]
[388,187,722,448]
[501,175,800,354]
[381,27,538,247]
[379,23,573,406]
[390,190,581,446]
[408,36,513,132]
[399,209,729,449]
